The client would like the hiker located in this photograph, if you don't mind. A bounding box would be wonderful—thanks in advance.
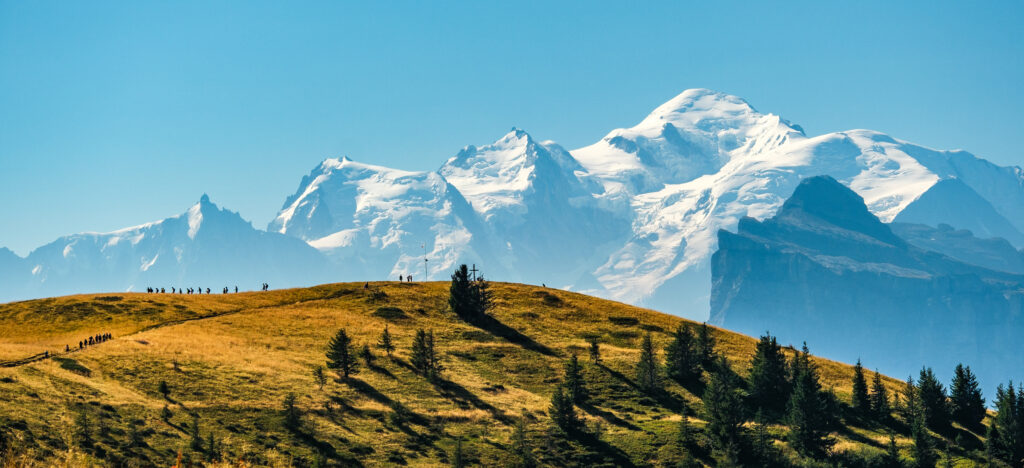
[364,282,369,289]
[206,288,210,294]
[65,345,70,353]
[235,286,238,293]
[408,274,413,282]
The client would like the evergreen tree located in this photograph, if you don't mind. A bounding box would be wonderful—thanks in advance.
[787,343,834,458]
[871,369,891,421]
[747,333,790,419]
[74,408,93,449]
[703,357,745,464]
[378,324,395,357]
[282,393,301,432]
[326,328,359,379]
[548,385,579,432]
[161,405,172,421]
[312,365,326,390]
[678,403,694,451]
[512,412,535,468]
[991,382,1024,466]
[880,433,903,468]
[917,367,950,430]
[411,329,443,381]
[665,325,700,385]
[587,337,601,364]
[852,358,871,416]
[125,418,142,448]
[900,377,919,424]
[158,380,169,398]
[449,265,492,321]
[949,364,985,429]
[635,332,661,393]
[359,343,375,366]
[696,323,716,369]
[910,414,936,468]
[189,415,203,452]
[563,354,587,404]
[752,409,774,463]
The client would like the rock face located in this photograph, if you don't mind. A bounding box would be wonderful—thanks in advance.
[710,176,1024,393]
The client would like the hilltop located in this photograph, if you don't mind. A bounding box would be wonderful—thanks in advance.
[0,282,990,466]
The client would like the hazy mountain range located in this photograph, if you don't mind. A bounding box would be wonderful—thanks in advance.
[3,88,1023,320]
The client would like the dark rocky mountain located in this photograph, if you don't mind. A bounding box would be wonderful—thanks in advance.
[710,175,1024,394]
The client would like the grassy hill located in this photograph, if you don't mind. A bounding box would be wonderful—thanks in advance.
[0,282,987,467]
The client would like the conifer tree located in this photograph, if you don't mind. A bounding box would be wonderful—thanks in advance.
[869,369,891,421]
[910,414,936,468]
[880,433,903,468]
[411,329,431,376]
[899,377,919,424]
[587,337,601,364]
[747,333,790,419]
[282,393,301,432]
[852,358,871,416]
[449,265,492,321]
[326,328,359,379]
[74,408,93,449]
[916,367,950,430]
[512,412,535,468]
[949,364,985,429]
[548,385,578,432]
[703,357,745,464]
[378,324,395,357]
[991,382,1024,466]
[359,343,375,366]
[635,332,661,393]
[189,414,203,452]
[563,354,587,404]
[665,324,700,384]
[312,365,326,390]
[696,323,716,369]
[787,343,834,458]
[158,380,170,398]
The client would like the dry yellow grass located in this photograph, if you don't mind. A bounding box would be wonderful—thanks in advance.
[0,282,980,466]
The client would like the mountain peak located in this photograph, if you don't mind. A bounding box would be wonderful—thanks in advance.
[779,176,902,245]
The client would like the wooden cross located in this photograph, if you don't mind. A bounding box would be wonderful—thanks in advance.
[469,264,479,281]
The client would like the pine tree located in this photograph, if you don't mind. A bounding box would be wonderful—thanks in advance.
[635,332,661,393]
[870,369,891,421]
[665,325,700,385]
[74,408,93,449]
[949,364,985,429]
[752,409,774,463]
[548,385,579,432]
[378,324,395,357]
[512,412,535,468]
[359,343,375,366]
[899,376,919,424]
[326,328,359,379]
[991,382,1024,466]
[747,333,790,419]
[312,365,326,390]
[161,404,172,421]
[411,329,431,376]
[696,323,716,369]
[189,415,203,452]
[910,414,936,468]
[563,354,587,404]
[852,358,871,416]
[880,433,903,468]
[587,337,601,364]
[282,393,301,432]
[158,380,169,398]
[916,367,950,430]
[787,343,834,458]
[703,357,745,464]
[449,265,491,321]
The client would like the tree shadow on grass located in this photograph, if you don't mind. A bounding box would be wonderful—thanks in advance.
[433,377,512,425]
[597,364,685,413]
[577,402,643,431]
[469,314,558,357]
[291,426,365,467]
[367,363,396,379]
[569,429,637,467]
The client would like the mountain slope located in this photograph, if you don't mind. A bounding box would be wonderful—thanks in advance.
[3,195,335,302]
[268,157,497,281]
[893,177,1024,247]
[0,282,988,466]
[891,222,1024,274]
[710,176,1024,397]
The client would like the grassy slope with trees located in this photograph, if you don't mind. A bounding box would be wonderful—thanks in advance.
[0,276,1013,467]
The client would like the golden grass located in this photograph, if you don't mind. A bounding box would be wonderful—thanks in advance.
[0,282,980,466]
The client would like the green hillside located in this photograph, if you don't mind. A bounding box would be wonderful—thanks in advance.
[0,281,995,467]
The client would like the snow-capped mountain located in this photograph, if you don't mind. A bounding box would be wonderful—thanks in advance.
[0,195,335,302]
[5,88,1024,317]
[268,157,495,281]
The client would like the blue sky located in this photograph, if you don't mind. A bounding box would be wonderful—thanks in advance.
[1,1,1022,255]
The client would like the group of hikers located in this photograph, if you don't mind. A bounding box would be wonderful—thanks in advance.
[398,274,414,282]
[145,286,241,294]
[66,332,113,352]
[260,283,270,291]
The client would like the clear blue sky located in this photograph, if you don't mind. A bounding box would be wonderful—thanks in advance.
[1,1,1022,255]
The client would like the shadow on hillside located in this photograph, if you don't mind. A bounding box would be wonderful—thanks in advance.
[470,314,557,357]
[571,430,636,467]
[434,377,513,425]
[346,377,395,407]
[597,364,685,413]
[577,402,642,431]
[367,363,396,379]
